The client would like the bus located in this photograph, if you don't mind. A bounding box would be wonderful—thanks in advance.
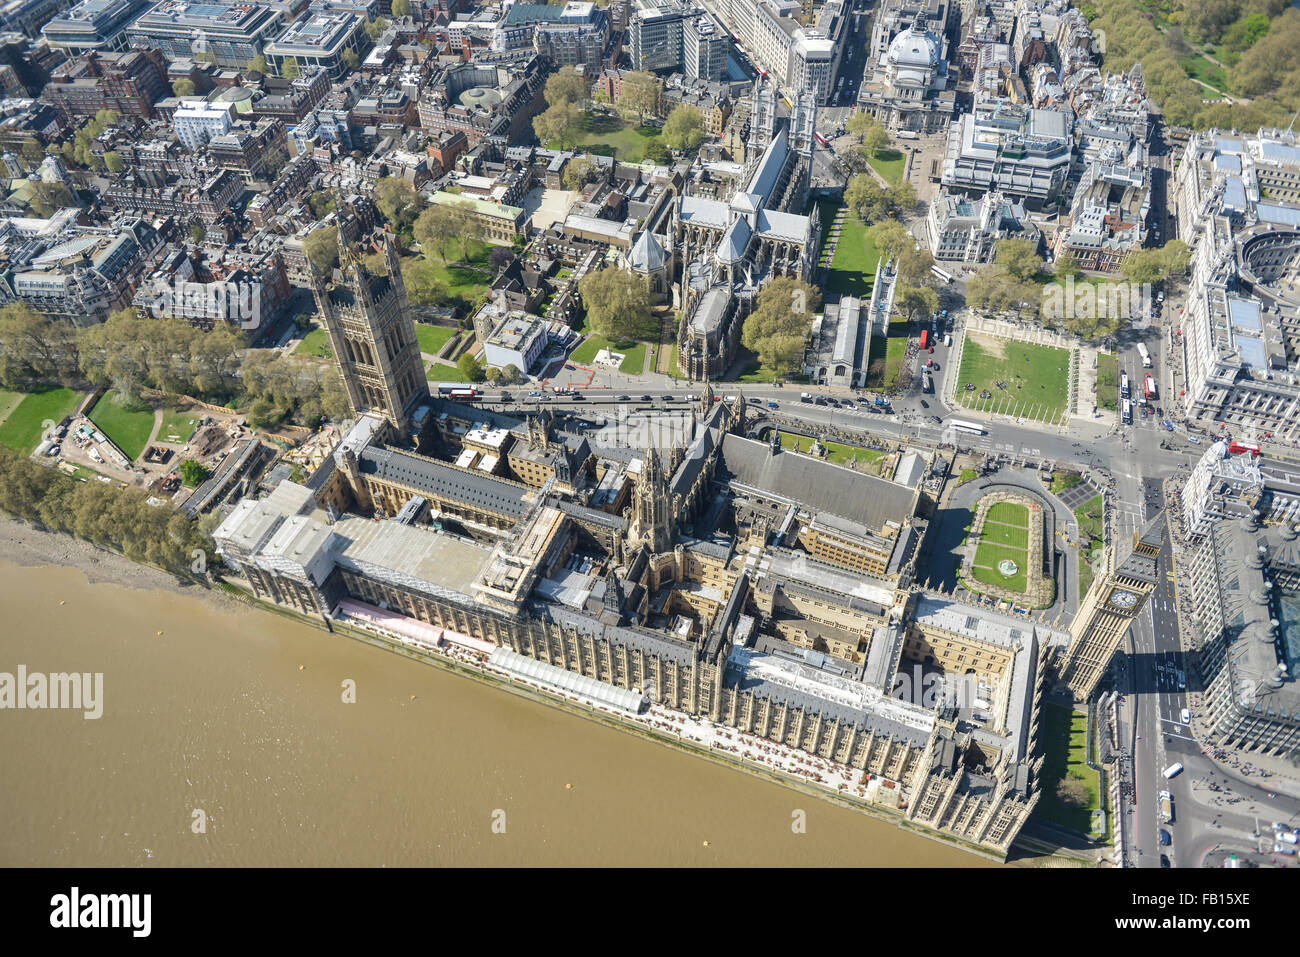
[920,369,932,393]
[1121,398,1133,425]
[947,419,986,435]
[1120,371,1130,399]
[930,264,954,283]
[1144,373,1157,400]
[919,329,928,350]
[814,131,829,147]
[1228,441,1261,456]
[1136,342,1152,368]
[837,76,845,96]
[436,384,477,400]
[897,130,919,140]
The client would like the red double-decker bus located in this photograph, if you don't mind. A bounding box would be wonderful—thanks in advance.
[919,329,928,350]
[1144,373,1157,400]
[1228,441,1260,456]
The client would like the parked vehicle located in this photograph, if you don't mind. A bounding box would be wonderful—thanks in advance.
[1163,763,1184,779]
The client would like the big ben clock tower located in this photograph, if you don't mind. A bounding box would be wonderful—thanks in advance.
[1057,511,1165,701]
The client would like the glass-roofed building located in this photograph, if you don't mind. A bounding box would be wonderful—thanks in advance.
[126,0,285,70]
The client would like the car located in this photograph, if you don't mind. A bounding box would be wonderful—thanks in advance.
[930,360,940,371]
[748,397,761,405]
[527,390,541,397]
[800,395,813,403]
[618,394,631,401]
[842,400,855,409]
[1159,854,1171,868]
[826,398,840,407]
[929,415,943,424]
[570,392,583,400]
[564,364,575,370]
[1181,708,1190,725]
[641,394,652,402]
[1159,829,1172,846]
[919,399,930,408]
[767,401,779,409]
[813,396,827,406]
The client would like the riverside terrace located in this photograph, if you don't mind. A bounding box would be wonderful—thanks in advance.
[212,396,1057,856]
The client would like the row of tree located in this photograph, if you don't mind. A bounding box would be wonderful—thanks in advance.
[0,304,349,428]
[0,445,215,578]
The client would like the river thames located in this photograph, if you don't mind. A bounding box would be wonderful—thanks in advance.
[0,561,992,867]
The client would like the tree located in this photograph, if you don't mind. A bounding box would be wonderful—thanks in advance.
[886,178,917,212]
[966,263,1039,317]
[401,257,449,307]
[457,351,484,382]
[308,190,335,220]
[172,78,196,98]
[562,155,596,191]
[364,17,389,41]
[374,175,423,225]
[303,225,340,274]
[20,137,45,168]
[27,181,74,218]
[189,223,206,244]
[895,244,936,288]
[995,238,1044,281]
[262,147,287,181]
[533,102,583,150]
[577,266,656,341]
[1054,249,1083,280]
[0,302,80,389]
[1159,239,1191,276]
[103,151,124,175]
[413,202,469,264]
[662,104,705,151]
[844,174,890,223]
[281,57,301,81]
[742,277,820,374]
[616,71,661,125]
[391,0,411,15]
[868,219,914,265]
[643,140,672,164]
[893,285,939,323]
[341,49,359,71]
[863,124,891,156]
[489,246,515,272]
[179,459,210,487]
[1056,777,1089,807]
[247,55,268,75]
[545,65,589,109]
[846,111,880,143]
[1120,248,1167,285]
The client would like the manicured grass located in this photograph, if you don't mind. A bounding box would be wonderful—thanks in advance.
[426,361,473,383]
[415,324,457,356]
[778,431,886,468]
[618,342,647,375]
[88,390,155,461]
[864,319,910,389]
[957,467,978,486]
[825,213,880,298]
[866,148,905,184]
[955,334,1071,422]
[1051,471,1083,494]
[971,542,1029,593]
[1179,54,1229,94]
[157,407,198,444]
[1036,704,1105,838]
[295,328,332,358]
[1096,352,1118,411]
[555,112,665,163]
[980,519,1030,550]
[666,342,685,380]
[985,501,1030,527]
[0,388,24,427]
[1075,493,1105,600]
[0,387,82,454]
[571,334,647,374]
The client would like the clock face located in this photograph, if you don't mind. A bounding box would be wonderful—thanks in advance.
[1109,589,1139,609]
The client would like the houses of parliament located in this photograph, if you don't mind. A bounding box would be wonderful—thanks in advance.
[214,227,1160,859]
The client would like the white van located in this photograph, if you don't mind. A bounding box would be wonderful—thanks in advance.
[1163,762,1184,779]
[1180,708,1190,725]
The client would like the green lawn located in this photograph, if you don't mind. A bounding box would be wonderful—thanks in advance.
[0,388,24,427]
[1050,471,1083,495]
[1095,352,1118,411]
[295,328,332,358]
[557,112,665,164]
[778,431,886,469]
[956,335,1071,422]
[415,324,457,356]
[1035,704,1105,838]
[1179,54,1229,94]
[864,319,910,390]
[825,213,881,298]
[971,541,1029,593]
[0,387,82,454]
[1075,493,1105,600]
[866,148,905,184]
[666,342,685,380]
[426,361,473,384]
[157,407,198,444]
[985,501,1030,527]
[957,468,978,486]
[88,390,155,461]
[571,334,646,373]
[980,519,1030,550]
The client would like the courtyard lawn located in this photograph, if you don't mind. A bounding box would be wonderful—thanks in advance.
[295,328,332,358]
[571,333,647,374]
[971,542,1029,593]
[866,148,906,184]
[426,361,473,384]
[617,342,647,375]
[561,112,665,164]
[0,387,82,454]
[980,518,1030,550]
[1095,352,1118,411]
[157,407,198,444]
[985,500,1030,527]
[88,390,155,462]
[864,319,910,390]
[1075,493,1105,600]
[825,214,880,298]
[1036,704,1105,838]
[955,334,1071,423]
[778,431,886,469]
[415,324,457,356]
[1051,471,1083,495]
[666,343,685,380]
[957,467,979,486]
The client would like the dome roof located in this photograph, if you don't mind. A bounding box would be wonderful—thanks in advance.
[887,25,940,70]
